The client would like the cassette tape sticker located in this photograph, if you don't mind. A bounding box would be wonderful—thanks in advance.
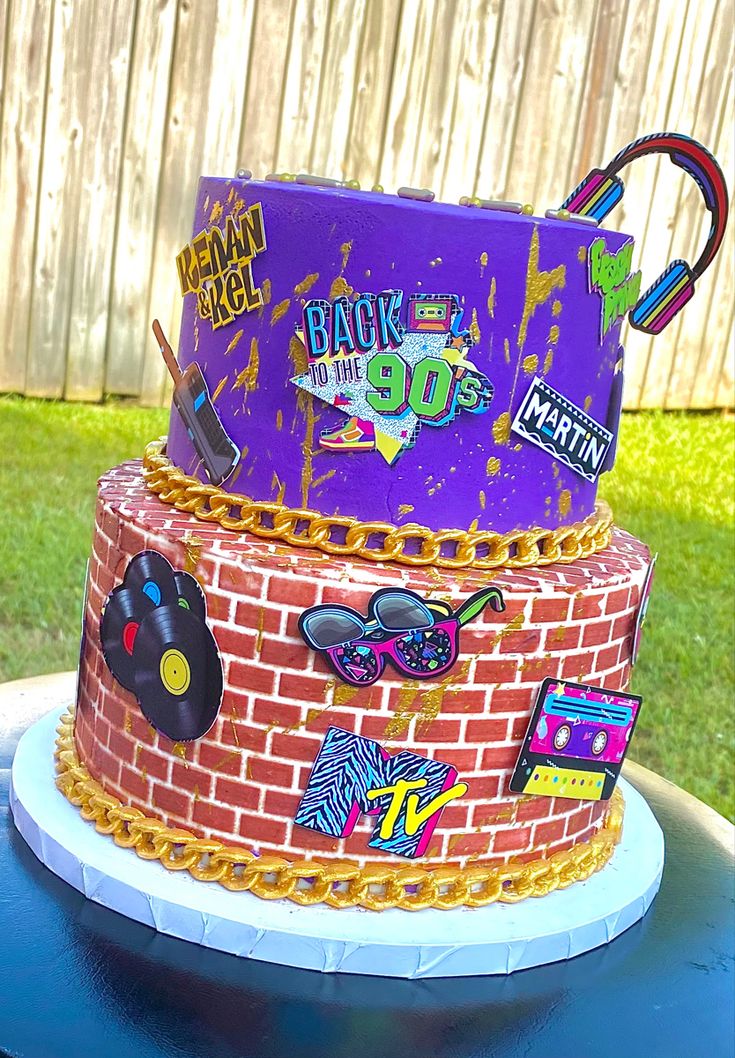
[511,376,613,482]
[510,678,642,802]
[100,550,223,742]
[290,290,494,464]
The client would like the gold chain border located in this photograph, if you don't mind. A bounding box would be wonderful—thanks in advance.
[142,439,613,571]
[56,708,623,911]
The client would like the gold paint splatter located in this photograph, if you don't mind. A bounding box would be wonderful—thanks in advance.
[552,299,562,317]
[470,308,481,343]
[209,200,223,223]
[181,533,204,574]
[270,298,291,325]
[225,329,244,356]
[294,272,319,296]
[288,334,308,375]
[504,337,511,363]
[334,684,361,707]
[172,743,188,765]
[486,456,501,476]
[193,784,200,803]
[543,349,554,374]
[578,245,587,262]
[584,395,593,411]
[203,194,210,211]
[312,468,336,490]
[492,412,511,446]
[289,335,316,508]
[232,337,259,394]
[518,227,566,352]
[547,324,560,345]
[275,409,283,430]
[487,276,496,318]
[469,517,479,532]
[255,607,265,654]
[212,375,229,401]
[271,471,286,504]
[522,354,538,374]
[558,489,572,516]
[340,240,352,269]
[397,503,414,516]
[479,489,486,510]
[329,275,353,299]
[552,462,560,478]
[479,250,488,276]
[261,277,272,306]
[124,712,132,733]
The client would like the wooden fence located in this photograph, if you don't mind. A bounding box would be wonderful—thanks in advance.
[0,0,732,409]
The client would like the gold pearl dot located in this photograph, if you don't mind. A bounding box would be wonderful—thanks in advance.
[345,179,361,190]
[521,203,534,215]
[558,208,571,220]
[371,183,384,193]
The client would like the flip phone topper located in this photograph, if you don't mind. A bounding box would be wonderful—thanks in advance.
[561,133,729,335]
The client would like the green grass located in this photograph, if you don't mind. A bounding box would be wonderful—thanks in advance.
[0,396,733,818]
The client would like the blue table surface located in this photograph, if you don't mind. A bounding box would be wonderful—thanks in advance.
[0,703,733,1058]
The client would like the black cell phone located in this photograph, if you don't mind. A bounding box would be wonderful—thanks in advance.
[173,362,240,486]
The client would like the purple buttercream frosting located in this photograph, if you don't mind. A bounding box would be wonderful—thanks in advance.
[168,178,633,534]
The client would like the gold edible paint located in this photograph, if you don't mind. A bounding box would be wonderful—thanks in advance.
[329,276,353,299]
[294,272,319,297]
[270,298,291,325]
[479,250,488,276]
[584,395,592,411]
[552,299,562,316]
[225,328,244,356]
[479,489,486,509]
[504,337,511,363]
[558,489,572,516]
[209,200,223,223]
[212,375,229,401]
[340,240,353,269]
[487,276,496,318]
[470,308,481,343]
[543,349,554,374]
[492,412,511,446]
[232,337,259,395]
[522,354,538,374]
[547,324,560,345]
[486,456,501,476]
[334,684,361,707]
[181,533,204,574]
[518,227,566,352]
[578,245,587,262]
[275,408,283,430]
[397,503,415,516]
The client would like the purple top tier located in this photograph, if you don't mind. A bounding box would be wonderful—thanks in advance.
[168,178,634,535]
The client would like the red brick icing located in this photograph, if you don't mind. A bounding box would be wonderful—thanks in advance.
[75,461,650,870]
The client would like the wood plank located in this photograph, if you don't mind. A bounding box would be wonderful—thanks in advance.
[0,0,53,393]
[139,0,253,406]
[474,0,537,199]
[105,0,177,397]
[343,0,402,188]
[714,308,734,408]
[409,0,475,196]
[664,1,734,408]
[609,0,688,409]
[273,0,330,175]
[64,1,136,401]
[636,0,718,408]
[378,0,439,189]
[26,0,99,397]
[237,0,295,179]
[439,0,502,204]
[504,0,597,209]
[309,0,367,179]
[690,64,735,408]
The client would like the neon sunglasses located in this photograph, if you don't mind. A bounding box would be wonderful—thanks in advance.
[560,132,729,334]
[298,586,504,687]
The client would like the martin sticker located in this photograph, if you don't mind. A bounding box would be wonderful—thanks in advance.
[511,377,612,482]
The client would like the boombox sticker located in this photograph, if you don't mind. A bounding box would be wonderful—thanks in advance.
[511,377,613,482]
[510,678,642,802]
[298,585,505,687]
[294,726,467,859]
[100,551,223,742]
[290,290,494,464]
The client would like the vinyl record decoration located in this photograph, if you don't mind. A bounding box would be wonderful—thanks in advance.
[100,550,223,741]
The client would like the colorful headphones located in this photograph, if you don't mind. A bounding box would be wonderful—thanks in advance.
[560,133,729,335]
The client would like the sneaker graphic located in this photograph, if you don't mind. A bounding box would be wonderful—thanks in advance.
[319,417,376,451]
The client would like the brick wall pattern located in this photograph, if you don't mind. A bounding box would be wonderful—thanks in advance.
[74,461,651,870]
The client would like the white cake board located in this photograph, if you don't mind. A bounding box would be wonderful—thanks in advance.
[10,706,664,979]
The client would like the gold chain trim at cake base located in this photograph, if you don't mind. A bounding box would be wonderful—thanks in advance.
[142,440,613,570]
[56,709,623,911]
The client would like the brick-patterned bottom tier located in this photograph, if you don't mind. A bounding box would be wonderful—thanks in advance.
[75,460,650,871]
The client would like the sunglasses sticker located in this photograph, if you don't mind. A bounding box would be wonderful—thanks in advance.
[294,725,467,858]
[509,678,642,802]
[100,550,224,742]
[290,290,494,465]
[298,585,505,687]
[588,237,642,339]
[632,553,657,665]
[511,376,613,483]
[176,202,267,330]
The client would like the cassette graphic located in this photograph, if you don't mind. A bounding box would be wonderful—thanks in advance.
[510,678,642,802]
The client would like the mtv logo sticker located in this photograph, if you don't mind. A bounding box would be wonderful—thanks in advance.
[511,377,613,482]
